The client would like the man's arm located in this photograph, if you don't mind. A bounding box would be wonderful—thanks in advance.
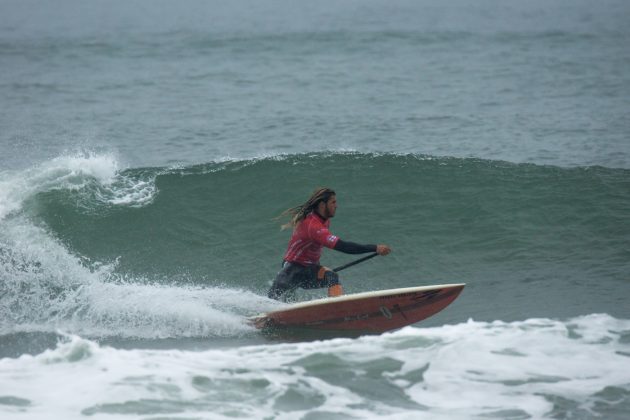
[334,239,377,254]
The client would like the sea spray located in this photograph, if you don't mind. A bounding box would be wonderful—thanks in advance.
[0,217,276,339]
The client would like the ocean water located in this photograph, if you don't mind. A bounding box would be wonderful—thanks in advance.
[1,0,629,419]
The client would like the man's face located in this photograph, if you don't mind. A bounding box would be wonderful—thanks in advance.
[325,195,337,218]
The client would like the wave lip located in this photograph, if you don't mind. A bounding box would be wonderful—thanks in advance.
[0,151,161,222]
[0,152,119,220]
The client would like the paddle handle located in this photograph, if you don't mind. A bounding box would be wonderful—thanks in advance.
[332,252,379,273]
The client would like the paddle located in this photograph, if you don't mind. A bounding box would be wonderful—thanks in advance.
[332,252,379,273]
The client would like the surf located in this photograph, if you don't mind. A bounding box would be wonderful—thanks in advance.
[1,314,628,419]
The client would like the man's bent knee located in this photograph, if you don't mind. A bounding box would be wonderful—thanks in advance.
[317,266,343,297]
[317,267,339,287]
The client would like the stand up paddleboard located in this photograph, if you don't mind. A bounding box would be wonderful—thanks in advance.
[250,283,464,333]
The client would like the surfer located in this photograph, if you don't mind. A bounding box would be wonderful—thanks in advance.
[268,187,391,301]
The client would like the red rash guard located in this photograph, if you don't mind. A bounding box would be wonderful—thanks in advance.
[283,212,339,266]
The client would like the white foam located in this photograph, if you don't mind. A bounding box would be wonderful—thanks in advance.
[100,176,156,207]
[1,314,628,419]
[399,316,630,418]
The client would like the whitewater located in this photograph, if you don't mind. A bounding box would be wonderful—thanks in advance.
[1,316,629,419]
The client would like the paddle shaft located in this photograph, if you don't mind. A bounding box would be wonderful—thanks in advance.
[332,252,378,273]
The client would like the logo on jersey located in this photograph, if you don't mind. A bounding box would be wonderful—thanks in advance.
[327,235,338,243]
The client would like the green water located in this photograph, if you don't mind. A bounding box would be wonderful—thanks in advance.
[24,153,630,322]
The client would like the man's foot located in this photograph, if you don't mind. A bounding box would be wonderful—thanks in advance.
[327,284,344,297]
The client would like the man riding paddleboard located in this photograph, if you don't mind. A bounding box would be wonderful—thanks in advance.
[268,187,391,300]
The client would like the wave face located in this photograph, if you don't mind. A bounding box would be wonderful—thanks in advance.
[1,315,629,419]
[1,152,629,340]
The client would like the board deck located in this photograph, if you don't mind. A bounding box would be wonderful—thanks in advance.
[250,283,465,333]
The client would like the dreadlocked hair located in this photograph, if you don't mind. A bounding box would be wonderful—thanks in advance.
[277,187,336,230]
